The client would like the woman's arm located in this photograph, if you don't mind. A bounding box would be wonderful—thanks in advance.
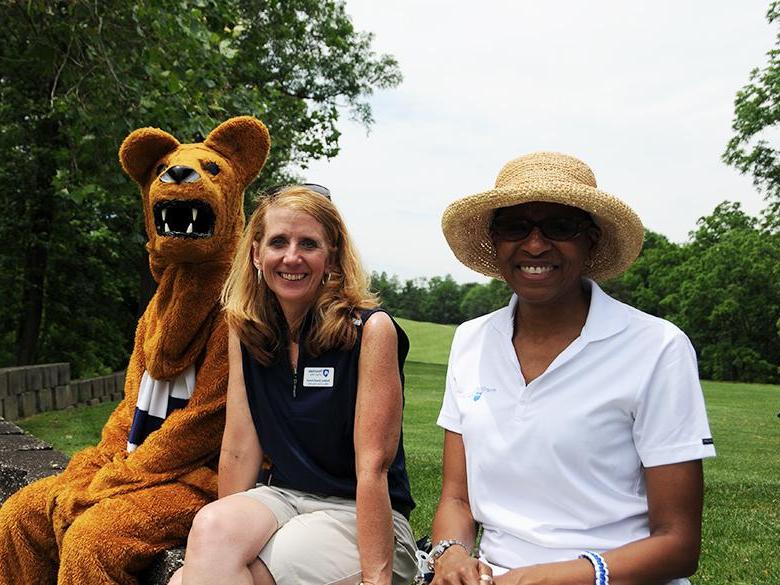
[494,460,704,585]
[430,430,492,584]
[354,312,404,585]
[218,326,263,498]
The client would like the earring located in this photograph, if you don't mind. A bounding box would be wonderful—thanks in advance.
[256,267,263,283]
[321,272,331,286]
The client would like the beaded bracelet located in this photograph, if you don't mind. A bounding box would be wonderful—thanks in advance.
[579,551,610,585]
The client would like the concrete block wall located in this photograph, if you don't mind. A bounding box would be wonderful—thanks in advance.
[0,364,125,421]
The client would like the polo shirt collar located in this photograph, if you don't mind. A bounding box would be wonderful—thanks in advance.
[492,279,629,343]
[579,280,630,342]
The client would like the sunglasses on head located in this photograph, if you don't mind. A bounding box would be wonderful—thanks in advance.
[264,183,332,200]
[490,214,594,242]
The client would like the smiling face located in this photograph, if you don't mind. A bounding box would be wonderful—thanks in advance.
[253,207,332,322]
[491,202,598,306]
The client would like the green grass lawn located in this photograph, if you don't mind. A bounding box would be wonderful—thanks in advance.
[15,320,780,584]
[18,400,117,455]
[396,317,456,365]
[697,381,780,584]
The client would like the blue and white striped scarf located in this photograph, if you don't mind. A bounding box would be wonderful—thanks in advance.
[127,365,195,452]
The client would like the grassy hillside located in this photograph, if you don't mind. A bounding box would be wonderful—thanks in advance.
[15,321,780,583]
[395,317,456,365]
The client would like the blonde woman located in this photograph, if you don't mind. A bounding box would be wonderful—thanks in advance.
[170,185,417,585]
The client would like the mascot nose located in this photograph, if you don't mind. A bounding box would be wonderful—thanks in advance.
[160,165,200,184]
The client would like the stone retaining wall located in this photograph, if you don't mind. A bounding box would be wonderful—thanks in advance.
[0,364,125,421]
[0,417,69,503]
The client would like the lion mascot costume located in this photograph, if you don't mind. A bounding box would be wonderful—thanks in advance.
[0,116,270,584]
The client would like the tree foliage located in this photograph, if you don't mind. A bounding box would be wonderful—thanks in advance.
[604,202,779,384]
[370,273,511,326]
[0,0,400,375]
[723,1,780,227]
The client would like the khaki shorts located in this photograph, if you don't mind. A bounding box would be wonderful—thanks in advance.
[241,485,417,585]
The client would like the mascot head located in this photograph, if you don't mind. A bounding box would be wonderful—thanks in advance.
[119,116,270,271]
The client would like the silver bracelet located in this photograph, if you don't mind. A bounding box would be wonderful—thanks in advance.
[427,539,470,572]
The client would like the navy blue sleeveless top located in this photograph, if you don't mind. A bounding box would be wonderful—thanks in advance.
[241,308,415,518]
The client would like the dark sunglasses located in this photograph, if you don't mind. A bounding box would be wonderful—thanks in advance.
[490,215,594,242]
[264,183,331,200]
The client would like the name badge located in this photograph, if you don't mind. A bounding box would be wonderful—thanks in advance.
[303,367,334,388]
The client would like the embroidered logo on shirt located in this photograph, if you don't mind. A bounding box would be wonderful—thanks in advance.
[472,386,497,401]
[303,367,335,388]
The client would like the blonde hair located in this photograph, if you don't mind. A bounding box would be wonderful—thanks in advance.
[221,186,377,365]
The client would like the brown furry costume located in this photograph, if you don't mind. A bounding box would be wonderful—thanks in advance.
[0,117,270,585]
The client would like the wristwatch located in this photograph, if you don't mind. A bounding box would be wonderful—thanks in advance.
[427,539,470,571]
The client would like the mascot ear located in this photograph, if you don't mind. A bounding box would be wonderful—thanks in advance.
[119,128,180,185]
[204,116,270,187]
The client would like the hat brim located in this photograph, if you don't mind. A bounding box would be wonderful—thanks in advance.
[441,180,644,282]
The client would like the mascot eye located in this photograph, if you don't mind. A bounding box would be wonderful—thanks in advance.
[156,163,165,176]
[203,161,220,175]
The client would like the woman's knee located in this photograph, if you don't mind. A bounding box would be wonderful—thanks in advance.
[187,502,236,553]
[186,496,277,558]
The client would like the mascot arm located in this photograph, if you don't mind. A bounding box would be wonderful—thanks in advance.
[82,320,228,499]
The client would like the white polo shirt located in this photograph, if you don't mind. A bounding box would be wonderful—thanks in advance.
[437,280,715,573]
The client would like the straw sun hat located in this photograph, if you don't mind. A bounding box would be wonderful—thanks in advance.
[441,151,644,282]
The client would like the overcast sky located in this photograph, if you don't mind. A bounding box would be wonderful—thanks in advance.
[300,1,776,283]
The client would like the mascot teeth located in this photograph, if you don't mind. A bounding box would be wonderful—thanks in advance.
[153,200,215,238]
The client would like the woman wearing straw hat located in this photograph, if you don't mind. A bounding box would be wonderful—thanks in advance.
[428,152,715,585]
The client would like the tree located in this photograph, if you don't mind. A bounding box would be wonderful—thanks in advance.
[663,227,780,383]
[0,1,401,374]
[671,202,779,382]
[460,279,512,321]
[723,1,780,227]
[423,275,464,324]
[396,278,428,322]
[687,201,757,249]
[602,229,686,318]
[603,203,779,383]
[370,271,402,315]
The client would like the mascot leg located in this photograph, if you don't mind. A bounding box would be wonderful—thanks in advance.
[58,481,209,585]
[0,475,62,585]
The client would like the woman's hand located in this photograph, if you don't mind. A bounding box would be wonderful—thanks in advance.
[432,546,493,585]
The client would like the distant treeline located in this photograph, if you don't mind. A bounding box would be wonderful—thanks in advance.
[371,202,780,384]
